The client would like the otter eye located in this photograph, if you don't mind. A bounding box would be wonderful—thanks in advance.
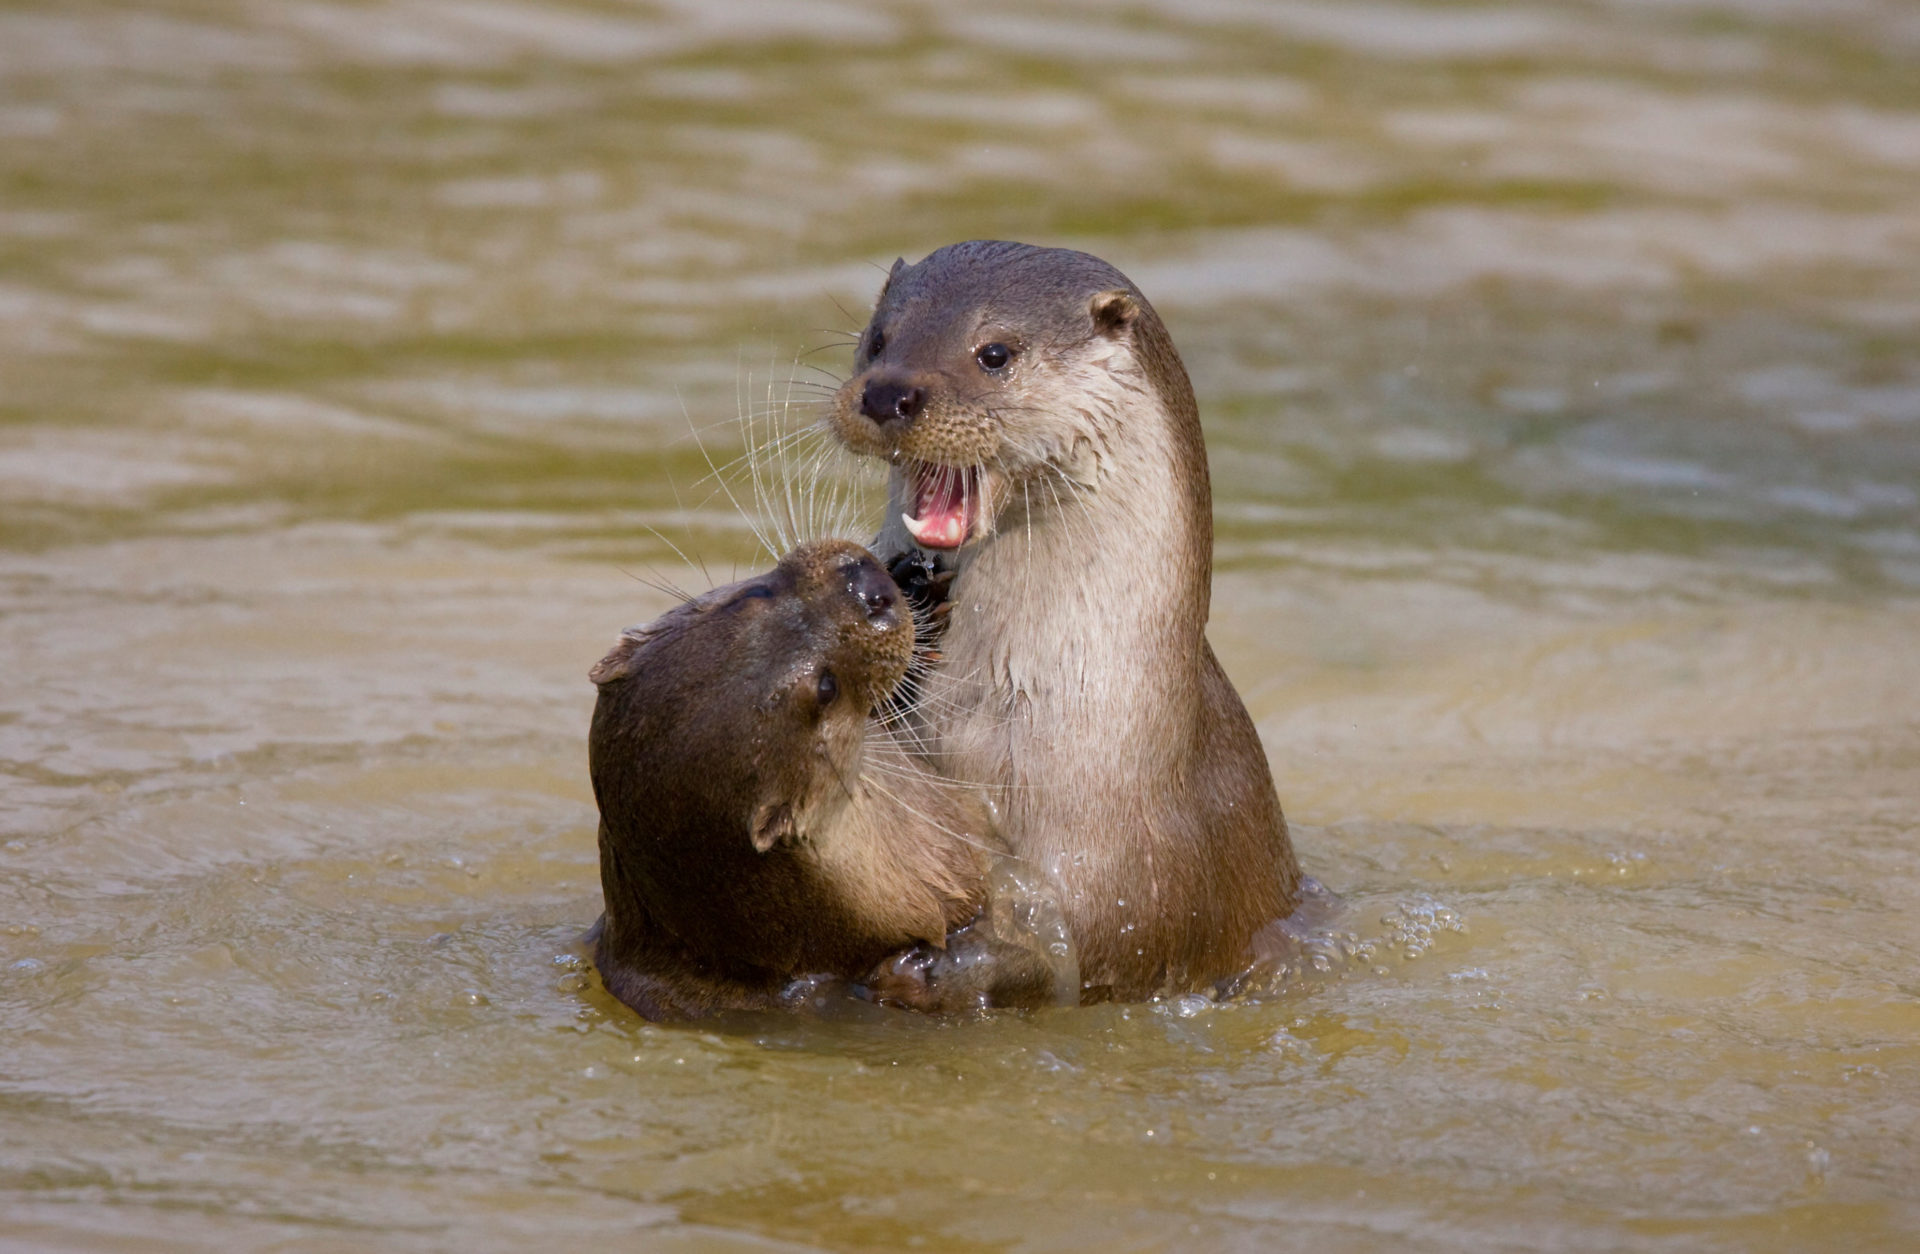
[867,327,885,357]
[816,670,839,705]
[975,342,1011,371]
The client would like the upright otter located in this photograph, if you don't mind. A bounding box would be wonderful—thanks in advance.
[830,240,1300,1001]
[587,538,1050,1020]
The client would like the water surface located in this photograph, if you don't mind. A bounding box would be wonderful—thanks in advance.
[3,2,1919,1250]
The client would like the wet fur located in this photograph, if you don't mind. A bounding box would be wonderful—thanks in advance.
[831,240,1301,999]
[587,540,997,1020]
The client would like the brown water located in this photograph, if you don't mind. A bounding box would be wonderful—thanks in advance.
[4,1,1919,1250]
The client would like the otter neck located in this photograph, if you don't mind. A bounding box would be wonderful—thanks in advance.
[928,390,1213,787]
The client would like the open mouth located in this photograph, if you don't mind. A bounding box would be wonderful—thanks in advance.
[900,461,980,551]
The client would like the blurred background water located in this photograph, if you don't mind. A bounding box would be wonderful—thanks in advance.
[2,1,1918,1250]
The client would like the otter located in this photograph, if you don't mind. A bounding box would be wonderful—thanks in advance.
[829,240,1301,1003]
[586,538,1053,1020]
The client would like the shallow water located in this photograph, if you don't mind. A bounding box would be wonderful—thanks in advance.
[3,1,1919,1249]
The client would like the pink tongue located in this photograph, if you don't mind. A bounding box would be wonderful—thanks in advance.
[904,467,970,549]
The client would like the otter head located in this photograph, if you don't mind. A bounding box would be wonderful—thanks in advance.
[589,539,912,859]
[829,240,1179,553]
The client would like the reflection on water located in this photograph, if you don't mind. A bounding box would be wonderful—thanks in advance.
[3,1,1918,1250]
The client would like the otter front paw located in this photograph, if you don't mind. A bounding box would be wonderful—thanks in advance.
[866,941,984,1013]
[887,551,955,644]
[864,927,1058,1014]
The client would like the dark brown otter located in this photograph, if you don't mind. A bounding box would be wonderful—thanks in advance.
[829,240,1301,1004]
[586,538,1047,1020]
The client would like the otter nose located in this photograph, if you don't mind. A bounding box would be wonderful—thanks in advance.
[845,558,899,625]
[860,378,927,427]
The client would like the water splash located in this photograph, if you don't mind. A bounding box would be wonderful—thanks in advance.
[1231,878,1471,998]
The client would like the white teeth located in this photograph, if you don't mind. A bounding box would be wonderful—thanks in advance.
[903,509,964,549]
[902,511,956,548]
[901,511,934,546]
[900,463,973,549]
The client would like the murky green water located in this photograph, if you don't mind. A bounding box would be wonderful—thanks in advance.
[4,1,1918,1249]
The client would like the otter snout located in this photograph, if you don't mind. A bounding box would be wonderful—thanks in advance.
[844,556,900,627]
[860,375,927,428]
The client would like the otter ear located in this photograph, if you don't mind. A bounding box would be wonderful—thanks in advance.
[876,256,907,302]
[1089,288,1140,339]
[588,624,658,686]
[751,801,795,853]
